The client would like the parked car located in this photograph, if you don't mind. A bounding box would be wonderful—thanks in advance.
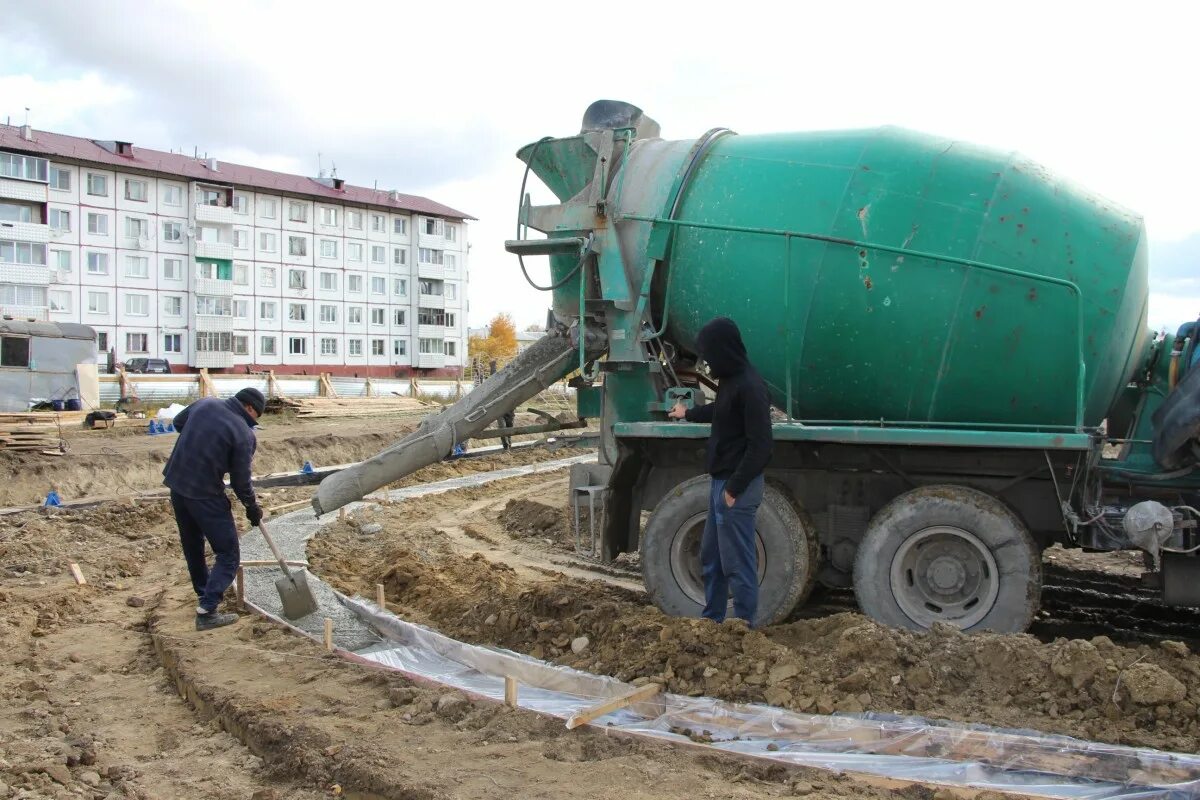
[123,358,171,374]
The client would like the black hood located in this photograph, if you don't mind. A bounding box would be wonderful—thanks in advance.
[696,317,749,379]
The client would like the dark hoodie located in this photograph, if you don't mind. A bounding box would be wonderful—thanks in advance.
[162,397,259,506]
[684,317,773,497]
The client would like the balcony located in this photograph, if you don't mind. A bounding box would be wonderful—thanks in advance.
[0,221,50,244]
[416,352,445,369]
[195,204,234,225]
[417,324,449,340]
[418,292,445,309]
[194,314,236,332]
[193,277,235,296]
[194,350,235,369]
[0,178,47,204]
[194,240,233,260]
[0,304,48,321]
[0,263,50,286]
[416,261,444,279]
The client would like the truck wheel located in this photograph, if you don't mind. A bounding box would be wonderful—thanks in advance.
[641,475,818,626]
[853,485,1040,633]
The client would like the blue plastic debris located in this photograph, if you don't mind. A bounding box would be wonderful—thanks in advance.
[301,460,315,474]
[451,442,466,458]
[44,491,61,508]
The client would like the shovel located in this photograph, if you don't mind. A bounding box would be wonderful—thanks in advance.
[257,519,319,620]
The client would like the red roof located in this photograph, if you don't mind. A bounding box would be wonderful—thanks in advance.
[0,123,475,221]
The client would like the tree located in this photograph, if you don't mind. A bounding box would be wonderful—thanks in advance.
[468,313,519,366]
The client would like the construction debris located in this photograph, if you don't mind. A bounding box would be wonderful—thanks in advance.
[267,396,431,419]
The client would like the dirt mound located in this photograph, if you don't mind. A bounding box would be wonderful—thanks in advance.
[500,499,572,541]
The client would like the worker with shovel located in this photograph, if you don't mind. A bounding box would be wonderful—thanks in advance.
[163,388,266,631]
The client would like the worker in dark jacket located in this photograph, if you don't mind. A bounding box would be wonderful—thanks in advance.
[670,318,772,626]
[163,388,266,631]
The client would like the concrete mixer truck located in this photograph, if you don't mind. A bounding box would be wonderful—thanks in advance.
[315,100,1200,634]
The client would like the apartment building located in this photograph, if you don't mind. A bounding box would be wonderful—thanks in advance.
[0,123,472,375]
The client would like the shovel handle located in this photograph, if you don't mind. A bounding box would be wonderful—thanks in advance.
[257,520,293,577]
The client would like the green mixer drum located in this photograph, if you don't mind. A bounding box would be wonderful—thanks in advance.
[655,127,1148,429]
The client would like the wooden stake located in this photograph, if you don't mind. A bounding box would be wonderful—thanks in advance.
[504,675,518,708]
[323,618,334,652]
[375,583,386,608]
[235,567,245,610]
[338,507,346,520]
[68,562,87,586]
[267,369,279,399]
[566,683,660,730]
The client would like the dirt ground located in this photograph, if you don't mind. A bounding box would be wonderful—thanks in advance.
[310,473,1200,756]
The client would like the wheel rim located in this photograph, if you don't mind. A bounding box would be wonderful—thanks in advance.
[668,512,766,607]
[889,525,999,629]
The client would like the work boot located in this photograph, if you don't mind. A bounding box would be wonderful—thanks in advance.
[195,610,239,631]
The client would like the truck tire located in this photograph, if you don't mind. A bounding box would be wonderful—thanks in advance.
[641,475,818,626]
[853,484,1040,633]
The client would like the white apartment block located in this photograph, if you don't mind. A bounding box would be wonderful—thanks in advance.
[0,123,472,376]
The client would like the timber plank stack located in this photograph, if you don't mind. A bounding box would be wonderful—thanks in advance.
[268,396,434,420]
[0,412,77,452]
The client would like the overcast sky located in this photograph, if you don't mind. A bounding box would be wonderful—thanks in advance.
[2,1,1195,331]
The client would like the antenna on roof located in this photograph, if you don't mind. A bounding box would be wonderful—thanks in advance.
[317,151,324,180]
[331,162,338,179]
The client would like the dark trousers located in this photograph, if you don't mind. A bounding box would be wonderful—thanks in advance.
[500,411,515,449]
[170,491,240,613]
[700,475,764,625]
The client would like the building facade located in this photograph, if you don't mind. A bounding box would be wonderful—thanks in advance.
[0,124,472,375]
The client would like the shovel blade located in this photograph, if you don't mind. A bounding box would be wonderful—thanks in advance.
[275,569,319,620]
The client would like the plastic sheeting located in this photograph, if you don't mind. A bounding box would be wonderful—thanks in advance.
[340,595,1200,799]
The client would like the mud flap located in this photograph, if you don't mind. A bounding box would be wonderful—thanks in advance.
[1162,552,1200,607]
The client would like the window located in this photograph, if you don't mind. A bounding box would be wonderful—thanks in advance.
[2,335,33,367]
[393,247,406,266]
[260,266,277,287]
[394,278,407,296]
[195,295,232,316]
[0,284,46,308]
[86,252,109,274]
[289,337,307,355]
[49,166,70,191]
[87,292,108,314]
[393,217,407,235]
[445,312,456,328]
[196,332,232,352]
[52,250,71,271]
[0,202,33,223]
[198,188,224,207]
[347,210,363,230]
[288,269,307,290]
[233,335,249,355]
[319,271,337,291]
[124,255,149,278]
[162,221,183,242]
[234,229,248,250]
[196,225,219,243]
[260,301,276,320]
[371,276,385,295]
[288,201,308,222]
[87,213,108,235]
[126,333,148,353]
[288,303,307,321]
[347,242,363,262]
[444,224,457,242]
[419,337,443,354]
[0,152,48,182]
[0,240,47,265]
[446,283,457,300]
[234,299,248,319]
[261,336,277,355]
[370,308,385,325]
[320,207,338,226]
[424,217,444,236]
[319,304,337,323]
[418,307,446,326]
[371,214,385,232]
[162,185,182,206]
[320,337,338,355]
[125,293,148,316]
[96,332,108,351]
[125,216,148,239]
[372,339,385,355]
[163,296,182,316]
[348,307,363,324]
[48,209,70,231]
[163,258,182,280]
[49,291,70,312]
[419,248,443,264]
[320,239,337,258]
[393,309,406,326]
[348,274,363,293]
[86,173,108,196]
[163,333,182,353]
[259,232,277,252]
[233,195,248,215]
[260,198,278,219]
[349,339,363,356]
[444,341,457,357]
[393,339,406,356]
[124,179,147,201]
[445,253,457,271]
[371,245,385,263]
[419,279,443,296]
[234,264,249,285]
[288,236,307,256]
[196,261,232,280]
